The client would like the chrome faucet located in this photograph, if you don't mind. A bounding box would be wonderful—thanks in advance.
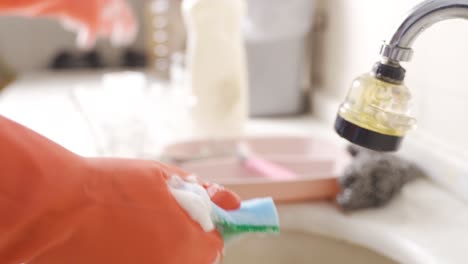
[334,0,468,152]
[380,0,468,63]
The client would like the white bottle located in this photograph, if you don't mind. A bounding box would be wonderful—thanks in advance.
[182,0,248,139]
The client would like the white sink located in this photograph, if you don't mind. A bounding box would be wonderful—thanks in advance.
[160,137,435,264]
[223,231,397,264]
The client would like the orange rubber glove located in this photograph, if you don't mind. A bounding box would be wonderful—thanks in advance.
[0,0,137,48]
[0,115,240,264]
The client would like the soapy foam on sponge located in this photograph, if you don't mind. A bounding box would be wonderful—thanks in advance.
[166,175,280,239]
[167,175,215,231]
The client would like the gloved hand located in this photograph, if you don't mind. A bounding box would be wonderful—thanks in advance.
[0,115,240,264]
[0,0,137,48]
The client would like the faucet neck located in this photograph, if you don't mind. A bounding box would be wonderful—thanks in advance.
[380,0,468,62]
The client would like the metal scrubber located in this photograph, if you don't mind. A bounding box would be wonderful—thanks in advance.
[336,145,426,211]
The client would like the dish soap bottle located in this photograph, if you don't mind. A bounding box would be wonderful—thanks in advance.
[181,0,248,139]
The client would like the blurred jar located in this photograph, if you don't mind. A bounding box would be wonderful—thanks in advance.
[182,0,248,139]
[145,0,186,79]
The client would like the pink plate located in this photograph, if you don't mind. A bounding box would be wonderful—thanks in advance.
[161,136,351,203]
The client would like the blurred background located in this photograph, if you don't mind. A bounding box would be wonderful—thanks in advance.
[1,0,468,160]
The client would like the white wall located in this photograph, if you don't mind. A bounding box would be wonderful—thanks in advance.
[316,0,468,156]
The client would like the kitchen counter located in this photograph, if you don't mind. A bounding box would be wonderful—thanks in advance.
[1,70,468,264]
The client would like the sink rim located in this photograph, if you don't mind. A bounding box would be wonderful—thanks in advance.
[225,229,399,264]
[276,202,437,264]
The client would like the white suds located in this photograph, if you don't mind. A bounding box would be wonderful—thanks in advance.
[167,175,215,232]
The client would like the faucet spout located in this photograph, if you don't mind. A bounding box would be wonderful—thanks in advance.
[334,0,468,151]
[380,0,468,62]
